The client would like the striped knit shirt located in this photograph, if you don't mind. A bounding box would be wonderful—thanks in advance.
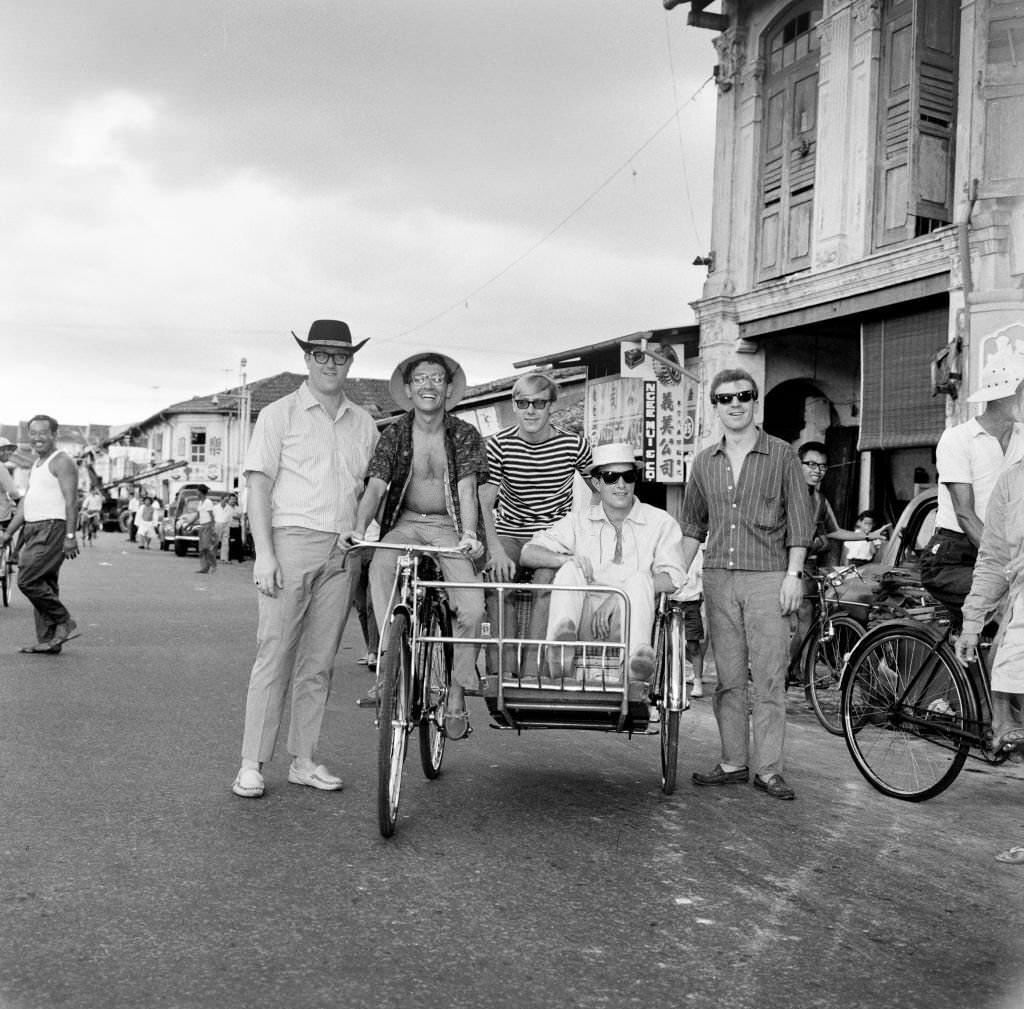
[243,382,378,534]
[680,428,813,571]
[485,425,592,537]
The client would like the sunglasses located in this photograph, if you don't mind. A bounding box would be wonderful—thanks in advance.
[597,469,638,485]
[513,398,551,411]
[310,350,352,366]
[710,390,757,405]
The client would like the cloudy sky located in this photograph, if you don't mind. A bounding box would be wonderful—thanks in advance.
[2,0,717,427]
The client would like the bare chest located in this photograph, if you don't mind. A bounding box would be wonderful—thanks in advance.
[410,429,447,482]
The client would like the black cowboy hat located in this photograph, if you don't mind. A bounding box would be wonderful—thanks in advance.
[291,319,369,354]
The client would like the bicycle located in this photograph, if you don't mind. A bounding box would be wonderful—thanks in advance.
[790,565,867,735]
[355,540,458,838]
[839,618,1010,801]
[650,594,689,794]
[79,511,101,546]
[0,530,15,607]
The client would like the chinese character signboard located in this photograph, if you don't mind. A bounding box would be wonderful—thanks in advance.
[584,339,694,484]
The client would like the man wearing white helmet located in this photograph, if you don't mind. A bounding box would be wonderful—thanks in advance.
[921,352,1024,630]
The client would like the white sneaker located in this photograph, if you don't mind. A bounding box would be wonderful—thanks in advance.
[288,763,344,791]
[232,766,265,798]
[690,679,704,698]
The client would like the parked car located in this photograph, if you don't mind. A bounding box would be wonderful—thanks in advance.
[171,489,229,557]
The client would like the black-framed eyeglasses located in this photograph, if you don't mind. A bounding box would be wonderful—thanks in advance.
[710,390,757,405]
[802,461,828,473]
[310,350,352,366]
[513,398,551,411]
[597,469,638,486]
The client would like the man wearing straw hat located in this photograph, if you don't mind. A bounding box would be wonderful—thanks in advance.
[231,320,378,800]
[920,351,1024,631]
[347,351,488,741]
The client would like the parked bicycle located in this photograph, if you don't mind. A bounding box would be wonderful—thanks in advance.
[790,564,867,735]
[839,618,1010,801]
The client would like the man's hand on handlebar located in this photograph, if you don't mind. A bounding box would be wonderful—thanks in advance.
[458,532,484,560]
[954,631,979,667]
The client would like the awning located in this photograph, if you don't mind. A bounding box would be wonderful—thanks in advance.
[738,273,950,339]
[515,326,699,369]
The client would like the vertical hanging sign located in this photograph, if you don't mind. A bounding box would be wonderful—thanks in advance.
[620,340,689,483]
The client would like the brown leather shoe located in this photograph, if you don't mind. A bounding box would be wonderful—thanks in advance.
[692,764,749,786]
[754,773,796,800]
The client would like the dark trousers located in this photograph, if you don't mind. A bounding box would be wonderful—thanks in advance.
[919,528,976,631]
[17,519,72,642]
[197,521,218,572]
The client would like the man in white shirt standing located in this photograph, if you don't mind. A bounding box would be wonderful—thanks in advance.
[920,354,1024,630]
[0,415,81,654]
[231,321,378,799]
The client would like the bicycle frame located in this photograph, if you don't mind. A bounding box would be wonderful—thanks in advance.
[896,629,993,754]
[846,620,996,758]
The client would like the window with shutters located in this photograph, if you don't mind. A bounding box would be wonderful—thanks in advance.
[874,0,958,248]
[757,3,821,282]
[189,427,207,464]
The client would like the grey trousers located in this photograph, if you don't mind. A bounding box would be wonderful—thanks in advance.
[240,527,356,764]
[703,569,789,778]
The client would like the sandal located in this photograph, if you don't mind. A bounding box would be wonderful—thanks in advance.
[994,845,1024,864]
[992,727,1024,753]
[444,709,471,740]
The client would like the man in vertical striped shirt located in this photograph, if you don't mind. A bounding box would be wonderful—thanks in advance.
[680,368,813,800]
[479,372,592,677]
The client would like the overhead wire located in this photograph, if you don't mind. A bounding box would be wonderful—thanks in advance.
[389,73,714,343]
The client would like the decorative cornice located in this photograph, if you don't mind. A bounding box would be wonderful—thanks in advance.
[713,28,747,92]
[852,0,881,30]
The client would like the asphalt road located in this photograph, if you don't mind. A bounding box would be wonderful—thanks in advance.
[0,534,1022,1009]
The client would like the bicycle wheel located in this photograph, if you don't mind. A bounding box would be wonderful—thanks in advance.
[0,542,9,607]
[804,614,865,736]
[377,612,413,837]
[653,607,683,794]
[841,622,976,801]
[418,600,453,780]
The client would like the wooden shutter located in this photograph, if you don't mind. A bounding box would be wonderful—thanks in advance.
[875,0,957,248]
[757,4,821,281]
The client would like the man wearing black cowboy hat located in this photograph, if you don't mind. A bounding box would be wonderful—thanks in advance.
[232,320,378,799]
[345,351,488,741]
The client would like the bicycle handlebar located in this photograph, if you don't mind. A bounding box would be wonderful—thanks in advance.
[347,538,468,558]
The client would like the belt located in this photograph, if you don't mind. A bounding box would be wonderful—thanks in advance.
[934,527,969,539]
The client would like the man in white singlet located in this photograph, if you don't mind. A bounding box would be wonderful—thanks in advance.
[0,414,80,653]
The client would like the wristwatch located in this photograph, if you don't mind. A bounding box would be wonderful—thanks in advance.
[786,570,802,578]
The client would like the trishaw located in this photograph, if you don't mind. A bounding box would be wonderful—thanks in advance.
[358,540,690,838]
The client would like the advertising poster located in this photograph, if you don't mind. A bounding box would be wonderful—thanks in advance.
[606,339,692,484]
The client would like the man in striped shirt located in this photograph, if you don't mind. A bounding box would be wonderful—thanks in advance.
[680,368,813,800]
[479,372,592,678]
